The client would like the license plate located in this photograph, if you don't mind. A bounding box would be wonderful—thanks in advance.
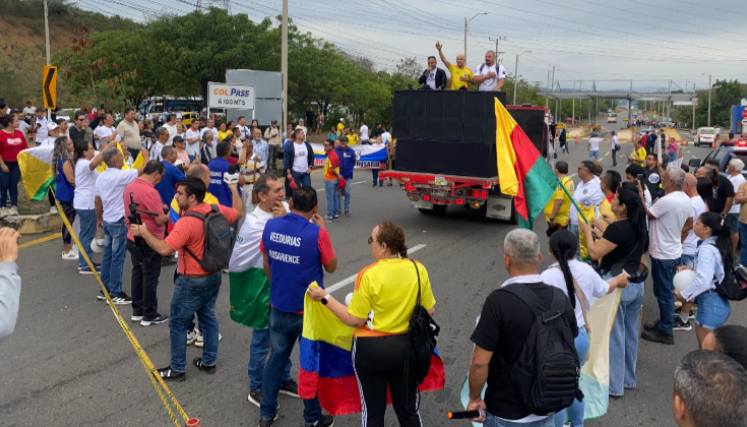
[434,176,447,186]
[432,188,449,197]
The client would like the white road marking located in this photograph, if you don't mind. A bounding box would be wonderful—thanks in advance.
[316,181,367,193]
[325,244,427,294]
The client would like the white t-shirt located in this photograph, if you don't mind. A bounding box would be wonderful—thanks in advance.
[164,123,178,145]
[541,260,610,328]
[729,174,745,214]
[425,69,437,89]
[93,125,121,142]
[569,177,604,225]
[95,168,139,223]
[185,128,201,155]
[381,131,392,144]
[237,125,251,141]
[35,117,48,142]
[292,142,308,173]
[474,63,506,91]
[648,190,692,259]
[39,136,56,147]
[588,137,602,151]
[23,106,37,115]
[360,125,369,141]
[611,135,618,150]
[73,159,100,210]
[683,195,706,256]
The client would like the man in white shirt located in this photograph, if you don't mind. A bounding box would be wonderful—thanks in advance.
[185,120,201,162]
[163,114,178,146]
[587,133,602,161]
[296,119,308,137]
[34,110,48,144]
[93,114,121,144]
[149,127,169,162]
[200,119,219,146]
[471,50,506,92]
[359,120,370,145]
[381,128,392,145]
[675,173,706,330]
[22,101,36,117]
[610,131,619,166]
[715,127,721,142]
[237,116,251,143]
[39,122,60,146]
[727,159,746,252]
[641,167,692,345]
[95,147,150,304]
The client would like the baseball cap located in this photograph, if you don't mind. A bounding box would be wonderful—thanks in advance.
[299,118,305,122]
[173,135,184,143]
[340,118,346,122]
[339,135,349,142]
[48,122,59,131]
[271,119,277,124]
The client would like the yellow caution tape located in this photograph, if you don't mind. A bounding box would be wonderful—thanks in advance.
[52,190,189,427]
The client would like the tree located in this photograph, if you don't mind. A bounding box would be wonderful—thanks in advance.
[396,57,423,81]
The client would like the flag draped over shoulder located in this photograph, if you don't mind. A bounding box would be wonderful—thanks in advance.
[299,284,446,416]
[494,99,559,229]
[227,210,271,329]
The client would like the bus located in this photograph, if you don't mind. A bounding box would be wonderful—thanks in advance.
[138,96,204,117]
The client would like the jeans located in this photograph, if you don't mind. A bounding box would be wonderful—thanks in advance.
[651,257,679,335]
[486,414,553,427]
[680,254,695,268]
[668,152,678,163]
[75,209,97,269]
[127,239,163,319]
[59,201,77,245]
[340,178,352,213]
[605,273,645,397]
[372,169,381,185]
[324,180,340,217]
[694,291,731,330]
[740,222,747,267]
[169,274,221,372]
[0,161,20,207]
[561,142,569,153]
[268,144,280,171]
[127,147,140,159]
[588,150,599,161]
[261,308,322,424]
[101,219,127,296]
[611,148,617,165]
[248,328,291,392]
[554,328,589,427]
[291,171,311,189]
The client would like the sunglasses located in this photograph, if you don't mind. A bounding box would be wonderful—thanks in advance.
[367,236,378,245]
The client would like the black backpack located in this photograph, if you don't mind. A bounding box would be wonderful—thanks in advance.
[184,204,232,274]
[710,244,747,301]
[498,284,581,415]
[406,260,440,385]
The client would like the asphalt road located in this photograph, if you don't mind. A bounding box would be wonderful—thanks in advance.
[2,132,742,427]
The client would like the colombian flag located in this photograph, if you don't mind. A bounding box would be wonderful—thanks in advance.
[299,283,445,416]
[494,99,558,229]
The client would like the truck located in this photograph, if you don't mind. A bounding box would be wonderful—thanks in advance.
[381,92,553,224]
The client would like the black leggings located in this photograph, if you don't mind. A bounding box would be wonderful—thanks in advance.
[353,334,421,427]
[59,201,76,245]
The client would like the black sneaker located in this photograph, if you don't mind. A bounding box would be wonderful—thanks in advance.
[108,293,132,305]
[675,306,696,319]
[247,390,262,407]
[673,317,693,331]
[332,215,339,220]
[344,211,350,217]
[641,328,674,345]
[304,414,334,427]
[193,357,216,374]
[643,320,660,332]
[141,314,169,326]
[131,313,143,322]
[280,378,300,398]
[97,291,107,301]
[258,416,279,427]
[157,366,185,381]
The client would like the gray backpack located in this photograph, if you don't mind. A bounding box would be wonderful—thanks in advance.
[184,205,232,273]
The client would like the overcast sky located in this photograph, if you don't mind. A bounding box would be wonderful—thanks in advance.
[85,0,746,92]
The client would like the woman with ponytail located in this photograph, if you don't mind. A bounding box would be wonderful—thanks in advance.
[580,182,648,397]
[541,230,627,427]
[52,136,77,260]
[307,221,436,425]
[674,211,732,348]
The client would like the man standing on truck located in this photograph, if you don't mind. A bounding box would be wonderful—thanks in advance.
[470,50,506,92]
[418,56,447,91]
[435,42,473,91]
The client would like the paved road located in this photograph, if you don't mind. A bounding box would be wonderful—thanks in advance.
[2,136,743,427]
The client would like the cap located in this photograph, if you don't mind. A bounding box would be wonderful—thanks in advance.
[173,135,184,143]
[340,118,346,122]
[271,119,277,124]
[299,118,305,122]
[338,135,349,142]
[47,122,59,131]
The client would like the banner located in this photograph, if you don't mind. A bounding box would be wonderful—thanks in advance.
[310,143,388,170]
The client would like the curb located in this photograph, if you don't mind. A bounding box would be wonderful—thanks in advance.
[0,212,62,235]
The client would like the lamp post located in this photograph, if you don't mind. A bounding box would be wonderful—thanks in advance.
[281,0,288,132]
[702,73,712,127]
[464,12,488,64]
[512,51,531,105]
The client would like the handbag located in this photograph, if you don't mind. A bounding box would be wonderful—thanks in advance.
[406,259,440,385]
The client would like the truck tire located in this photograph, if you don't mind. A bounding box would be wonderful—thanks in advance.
[419,205,447,215]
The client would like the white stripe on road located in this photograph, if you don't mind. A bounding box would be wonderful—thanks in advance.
[316,181,367,193]
[325,244,427,294]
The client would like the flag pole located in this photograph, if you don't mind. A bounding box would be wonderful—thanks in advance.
[557,178,590,224]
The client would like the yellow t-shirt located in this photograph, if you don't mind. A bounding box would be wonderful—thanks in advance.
[337,123,345,135]
[544,176,575,225]
[631,147,646,165]
[599,196,617,223]
[218,130,232,141]
[323,155,339,181]
[348,133,359,146]
[348,259,436,337]
[448,64,473,90]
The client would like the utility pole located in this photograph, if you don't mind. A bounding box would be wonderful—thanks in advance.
[707,73,712,127]
[693,83,697,131]
[43,0,51,122]
[547,64,559,108]
[512,50,531,105]
[488,36,505,56]
[464,12,488,64]
[545,70,550,107]
[572,81,576,128]
[281,0,288,132]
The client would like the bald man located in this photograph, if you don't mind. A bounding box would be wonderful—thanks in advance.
[436,42,474,91]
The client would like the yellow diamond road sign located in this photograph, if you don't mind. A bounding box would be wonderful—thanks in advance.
[43,66,57,111]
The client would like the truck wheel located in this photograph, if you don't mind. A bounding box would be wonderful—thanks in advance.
[419,205,447,215]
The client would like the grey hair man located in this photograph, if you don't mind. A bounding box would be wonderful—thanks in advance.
[151,126,169,162]
[673,350,747,427]
[726,158,745,252]
[466,229,577,426]
[641,165,693,345]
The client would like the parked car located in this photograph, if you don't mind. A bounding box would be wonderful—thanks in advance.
[179,112,199,126]
[57,108,76,122]
[689,146,747,179]
[564,117,579,124]
[696,127,716,147]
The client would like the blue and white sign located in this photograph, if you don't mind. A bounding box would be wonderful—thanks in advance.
[208,82,255,110]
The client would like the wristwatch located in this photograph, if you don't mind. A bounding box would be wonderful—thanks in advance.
[321,294,331,305]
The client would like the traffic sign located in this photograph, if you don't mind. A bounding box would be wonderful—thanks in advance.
[742,118,747,127]
[742,109,747,118]
[43,66,57,111]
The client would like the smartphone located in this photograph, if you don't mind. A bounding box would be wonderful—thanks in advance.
[637,173,646,189]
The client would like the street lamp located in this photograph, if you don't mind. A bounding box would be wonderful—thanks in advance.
[702,73,712,127]
[512,51,531,105]
[464,12,488,64]
[281,0,288,132]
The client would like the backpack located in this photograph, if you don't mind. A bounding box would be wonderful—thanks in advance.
[498,284,581,415]
[184,204,232,274]
[406,260,440,386]
[709,244,747,301]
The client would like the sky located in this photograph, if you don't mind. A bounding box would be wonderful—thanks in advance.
[81,0,747,93]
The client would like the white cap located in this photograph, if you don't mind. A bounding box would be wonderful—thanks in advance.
[48,122,59,131]
[340,118,345,122]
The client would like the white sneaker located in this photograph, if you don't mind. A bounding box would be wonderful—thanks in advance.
[187,328,198,346]
[9,206,18,216]
[50,206,58,214]
[61,250,79,260]
[194,331,222,348]
[0,207,8,217]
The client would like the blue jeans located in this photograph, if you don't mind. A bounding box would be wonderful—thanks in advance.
[651,257,679,335]
[486,414,553,427]
[248,328,291,392]
[694,291,731,330]
[0,161,20,207]
[554,328,589,427]
[341,177,352,213]
[75,209,97,270]
[605,273,645,396]
[169,274,221,372]
[291,171,311,188]
[324,179,340,218]
[680,254,695,268]
[261,308,322,424]
[101,218,127,296]
[372,169,381,185]
[740,222,747,267]
[668,152,678,163]
[588,150,599,160]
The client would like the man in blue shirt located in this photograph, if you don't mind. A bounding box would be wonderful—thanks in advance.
[334,136,356,216]
[155,146,186,205]
[258,186,337,427]
[208,141,244,207]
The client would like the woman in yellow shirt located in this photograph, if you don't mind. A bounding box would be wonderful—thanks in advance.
[217,121,233,141]
[308,221,436,426]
